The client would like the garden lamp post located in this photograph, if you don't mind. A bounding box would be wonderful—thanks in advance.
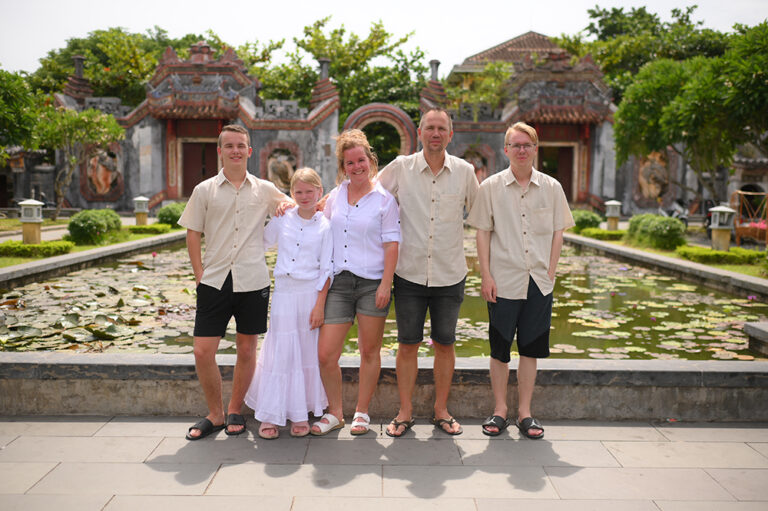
[133,196,149,226]
[605,200,622,231]
[709,205,736,251]
[19,199,44,244]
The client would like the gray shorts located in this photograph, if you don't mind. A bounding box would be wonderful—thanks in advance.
[324,271,391,323]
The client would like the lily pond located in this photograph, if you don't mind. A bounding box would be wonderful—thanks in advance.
[0,238,766,361]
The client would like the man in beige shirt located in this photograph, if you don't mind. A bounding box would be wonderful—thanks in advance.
[179,125,288,440]
[467,122,574,440]
[378,108,479,436]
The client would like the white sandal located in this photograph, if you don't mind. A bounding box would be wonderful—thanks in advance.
[350,411,371,435]
[311,413,345,436]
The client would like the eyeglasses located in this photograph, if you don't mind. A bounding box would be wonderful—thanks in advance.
[506,143,536,151]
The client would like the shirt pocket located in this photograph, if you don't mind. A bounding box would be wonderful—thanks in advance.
[531,207,554,234]
[438,194,462,222]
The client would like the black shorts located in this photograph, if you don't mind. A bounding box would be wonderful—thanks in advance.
[487,276,552,362]
[194,272,269,338]
[393,274,465,345]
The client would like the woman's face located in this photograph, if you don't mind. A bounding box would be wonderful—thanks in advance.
[342,146,372,186]
[291,180,321,211]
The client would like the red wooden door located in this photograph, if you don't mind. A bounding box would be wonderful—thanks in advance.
[182,143,218,197]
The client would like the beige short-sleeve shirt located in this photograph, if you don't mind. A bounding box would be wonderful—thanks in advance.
[378,151,479,287]
[178,170,287,292]
[467,167,574,299]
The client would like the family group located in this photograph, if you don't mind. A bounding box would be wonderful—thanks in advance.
[178,108,574,442]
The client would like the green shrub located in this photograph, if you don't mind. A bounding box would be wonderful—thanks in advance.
[675,245,765,265]
[67,209,122,245]
[580,228,627,241]
[157,202,186,228]
[625,214,686,250]
[571,209,602,234]
[0,240,74,257]
[128,224,171,234]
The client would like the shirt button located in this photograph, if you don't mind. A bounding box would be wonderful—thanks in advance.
[292,259,295,262]
[345,245,348,248]
[430,217,434,221]
[522,214,526,217]
[296,243,299,246]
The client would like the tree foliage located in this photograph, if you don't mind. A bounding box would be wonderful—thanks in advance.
[445,61,513,116]
[36,106,124,218]
[0,69,38,164]
[554,5,729,102]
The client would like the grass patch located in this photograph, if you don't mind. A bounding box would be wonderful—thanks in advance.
[0,218,69,232]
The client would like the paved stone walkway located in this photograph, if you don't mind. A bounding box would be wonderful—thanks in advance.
[0,416,766,510]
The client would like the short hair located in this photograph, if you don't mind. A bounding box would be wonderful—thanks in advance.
[334,129,378,185]
[290,167,323,196]
[419,108,453,133]
[505,122,538,146]
[218,124,250,148]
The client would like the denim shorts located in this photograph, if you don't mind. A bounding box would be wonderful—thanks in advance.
[324,271,391,324]
[194,272,270,337]
[487,276,552,362]
[393,274,465,345]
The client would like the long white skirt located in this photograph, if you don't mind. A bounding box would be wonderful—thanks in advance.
[245,276,328,425]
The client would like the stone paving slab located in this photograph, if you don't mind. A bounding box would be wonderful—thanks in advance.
[0,436,162,463]
[653,422,768,442]
[655,502,768,510]
[545,467,736,500]
[104,495,291,511]
[456,439,620,467]
[305,437,462,465]
[475,499,660,511]
[0,416,109,436]
[28,462,217,495]
[0,462,57,494]
[293,496,477,510]
[0,494,111,511]
[749,442,768,458]
[382,465,559,498]
[705,468,768,500]
[147,436,308,464]
[541,421,669,441]
[604,441,768,468]
[206,463,382,497]
[95,416,193,437]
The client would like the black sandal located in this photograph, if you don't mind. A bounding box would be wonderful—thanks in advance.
[225,413,246,436]
[515,417,544,439]
[431,416,463,435]
[385,417,415,437]
[481,415,510,436]
[186,418,225,441]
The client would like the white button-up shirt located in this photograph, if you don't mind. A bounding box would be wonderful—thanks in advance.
[178,169,287,291]
[324,180,401,280]
[467,167,575,299]
[264,209,333,291]
[378,151,478,287]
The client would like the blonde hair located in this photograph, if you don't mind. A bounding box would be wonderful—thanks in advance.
[218,124,250,147]
[335,129,378,185]
[505,122,538,146]
[290,167,323,196]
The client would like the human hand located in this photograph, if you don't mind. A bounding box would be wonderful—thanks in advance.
[481,275,497,303]
[310,304,324,330]
[548,267,556,282]
[375,282,391,309]
[274,200,295,217]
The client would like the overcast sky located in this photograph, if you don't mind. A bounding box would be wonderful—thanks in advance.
[1,0,766,79]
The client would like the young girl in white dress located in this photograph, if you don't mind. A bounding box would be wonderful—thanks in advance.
[245,168,332,439]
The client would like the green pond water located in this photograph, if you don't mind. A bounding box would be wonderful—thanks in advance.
[0,241,766,361]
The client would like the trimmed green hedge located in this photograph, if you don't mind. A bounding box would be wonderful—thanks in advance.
[675,245,765,265]
[571,209,602,234]
[625,214,686,250]
[157,202,186,228]
[0,240,74,257]
[67,209,122,245]
[580,228,627,241]
[128,224,172,234]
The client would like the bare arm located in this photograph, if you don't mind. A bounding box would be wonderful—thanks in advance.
[375,241,399,309]
[476,228,496,303]
[186,229,203,286]
[310,278,331,330]
[548,229,565,281]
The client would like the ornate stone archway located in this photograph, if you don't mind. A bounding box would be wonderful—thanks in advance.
[343,103,418,155]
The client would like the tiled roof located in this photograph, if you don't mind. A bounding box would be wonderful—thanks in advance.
[462,31,565,64]
[520,105,604,124]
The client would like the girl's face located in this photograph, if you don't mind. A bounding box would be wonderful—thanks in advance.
[342,146,372,186]
[291,180,321,211]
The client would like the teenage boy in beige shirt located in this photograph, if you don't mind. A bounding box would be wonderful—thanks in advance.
[179,124,289,440]
[467,122,574,439]
[378,108,479,437]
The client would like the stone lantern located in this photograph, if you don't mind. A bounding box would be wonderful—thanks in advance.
[709,205,736,251]
[19,199,44,244]
[604,200,622,231]
[133,196,149,226]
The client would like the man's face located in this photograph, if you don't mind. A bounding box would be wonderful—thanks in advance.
[217,131,252,168]
[504,130,537,169]
[418,111,453,154]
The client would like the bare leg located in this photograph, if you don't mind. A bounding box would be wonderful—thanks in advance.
[517,355,542,436]
[352,313,385,433]
[432,341,461,433]
[311,322,351,434]
[483,357,510,434]
[386,342,420,436]
[225,332,258,434]
[188,336,225,438]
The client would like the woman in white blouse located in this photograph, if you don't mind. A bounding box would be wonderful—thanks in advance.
[311,129,401,436]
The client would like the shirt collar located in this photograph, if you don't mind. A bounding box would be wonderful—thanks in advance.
[503,166,542,187]
[215,169,256,188]
[416,150,452,174]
